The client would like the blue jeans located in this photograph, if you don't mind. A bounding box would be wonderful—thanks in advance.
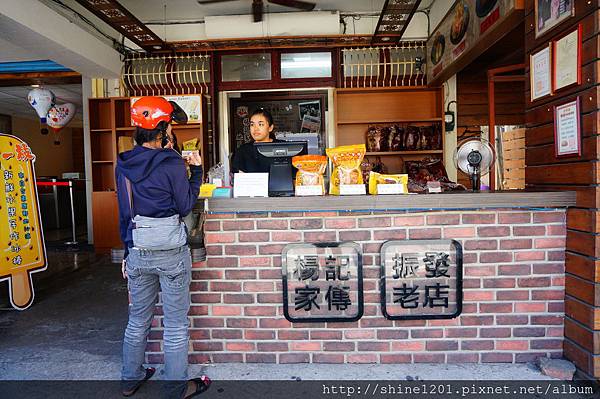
[121,245,192,398]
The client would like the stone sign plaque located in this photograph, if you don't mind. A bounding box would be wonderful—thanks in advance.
[380,239,463,320]
[282,242,363,323]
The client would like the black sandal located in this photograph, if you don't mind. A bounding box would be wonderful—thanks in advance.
[122,367,156,397]
[182,375,211,399]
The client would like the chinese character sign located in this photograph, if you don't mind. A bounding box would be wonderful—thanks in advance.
[282,242,363,322]
[0,134,47,310]
[381,240,462,320]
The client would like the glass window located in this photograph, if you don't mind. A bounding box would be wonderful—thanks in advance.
[221,53,271,82]
[280,52,332,79]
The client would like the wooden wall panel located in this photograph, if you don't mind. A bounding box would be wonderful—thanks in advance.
[457,78,525,128]
[526,162,598,185]
[527,112,599,146]
[524,1,600,377]
[565,251,600,282]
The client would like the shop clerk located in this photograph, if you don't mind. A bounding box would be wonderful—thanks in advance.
[231,108,281,173]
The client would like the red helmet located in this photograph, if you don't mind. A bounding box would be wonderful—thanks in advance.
[131,96,188,130]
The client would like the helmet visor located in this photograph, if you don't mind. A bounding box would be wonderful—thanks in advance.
[169,101,188,124]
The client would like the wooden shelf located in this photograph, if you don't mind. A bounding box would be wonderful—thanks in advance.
[91,128,112,133]
[335,86,431,93]
[366,150,443,156]
[116,126,135,131]
[337,118,443,124]
[172,123,202,129]
[92,160,114,164]
[334,87,445,175]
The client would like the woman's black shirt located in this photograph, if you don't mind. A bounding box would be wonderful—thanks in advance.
[231,140,282,173]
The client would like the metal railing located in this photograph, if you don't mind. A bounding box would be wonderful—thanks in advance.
[341,41,426,88]
[121,53,211,96]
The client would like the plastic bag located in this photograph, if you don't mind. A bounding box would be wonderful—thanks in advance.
[207,162,225,185]
[368,171,408,195]
[326,144,366,195]
[292,155,327,192]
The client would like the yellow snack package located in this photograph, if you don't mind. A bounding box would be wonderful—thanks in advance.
[182,138,199,150]
[182,139,198,151]
[326,144,366,195]
[292,155,327,193]
[368,171,408,195]
[182,138,200,158]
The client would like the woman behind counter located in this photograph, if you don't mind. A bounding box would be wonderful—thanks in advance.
[231,108,281,173]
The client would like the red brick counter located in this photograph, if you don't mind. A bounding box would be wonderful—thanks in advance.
[146,192,575,365]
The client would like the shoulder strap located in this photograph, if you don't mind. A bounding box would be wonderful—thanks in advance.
[124,177,135,220]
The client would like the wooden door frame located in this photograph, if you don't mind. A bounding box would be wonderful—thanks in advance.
[487,63,525,190]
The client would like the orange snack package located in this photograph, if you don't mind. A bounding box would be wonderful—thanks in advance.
[326,144,366,195]
[292,155,327,193]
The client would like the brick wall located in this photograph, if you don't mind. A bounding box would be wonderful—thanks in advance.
[146,209,566,364]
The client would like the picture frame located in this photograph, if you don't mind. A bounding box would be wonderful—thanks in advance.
[530,45,552,101]
[554,97,581,157]
[535,0,574,38]
[552,24,582,91]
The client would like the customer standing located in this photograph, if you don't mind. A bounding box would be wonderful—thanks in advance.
[116,96,210,398]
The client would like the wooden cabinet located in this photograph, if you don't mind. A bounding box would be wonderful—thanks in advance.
[89,96,206,253]
[334,87,444,173]
[91,191,121,251]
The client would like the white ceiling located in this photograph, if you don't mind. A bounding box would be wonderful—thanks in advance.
[0,0,430,125]
[121,0,387,22]
[0,84,83,126]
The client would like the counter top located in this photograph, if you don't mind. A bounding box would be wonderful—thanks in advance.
[203,190,576,213]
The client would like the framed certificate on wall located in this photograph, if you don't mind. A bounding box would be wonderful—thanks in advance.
[530,45,552,101]
[554,97,581,157]
[552,24,582,91]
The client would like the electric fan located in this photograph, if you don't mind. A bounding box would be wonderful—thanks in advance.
[453,139,496,192]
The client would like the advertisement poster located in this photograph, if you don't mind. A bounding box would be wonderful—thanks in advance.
[0,134,47,310]
[131,94,202,124]
[427,0,518,83]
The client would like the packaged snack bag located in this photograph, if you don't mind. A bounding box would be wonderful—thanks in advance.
[326,144,366,195]
[292,155,327,194]
[182,138,199,157]
[368,171,408,195]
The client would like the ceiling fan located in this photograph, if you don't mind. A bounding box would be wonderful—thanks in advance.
[197,0,316,23]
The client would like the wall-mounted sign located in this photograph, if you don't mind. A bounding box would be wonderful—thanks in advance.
[130,95,202,124]
[530,45,553,101]
[427,0,523,85]
[554,97,581,158]
[380,240,463,320]
[282,242,363,323]
[0,134,47,310]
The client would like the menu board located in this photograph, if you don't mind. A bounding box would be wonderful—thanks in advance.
[0,134,47,310]
[230,97,324,151]
[427,0,521,84]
